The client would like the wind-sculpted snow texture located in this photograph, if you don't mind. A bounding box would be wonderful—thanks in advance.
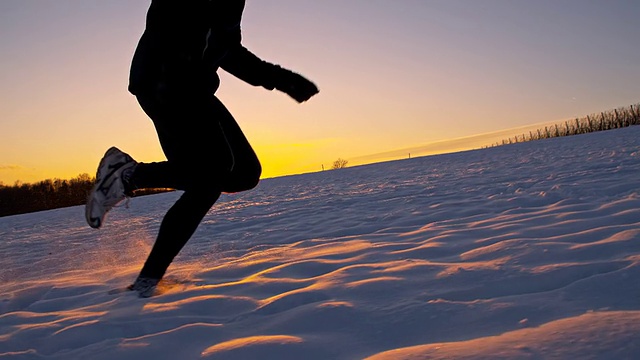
[2,127,640,359]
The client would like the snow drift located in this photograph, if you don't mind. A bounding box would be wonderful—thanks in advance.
[1,127,640,359]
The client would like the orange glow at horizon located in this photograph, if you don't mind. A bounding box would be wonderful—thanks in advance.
[1,2,640,185]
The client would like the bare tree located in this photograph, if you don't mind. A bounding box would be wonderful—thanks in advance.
[332,158,348,170]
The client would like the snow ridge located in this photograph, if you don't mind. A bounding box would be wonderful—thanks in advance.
[1,127,640,359]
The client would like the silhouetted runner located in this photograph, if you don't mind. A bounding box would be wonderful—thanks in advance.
[85,0,318,297]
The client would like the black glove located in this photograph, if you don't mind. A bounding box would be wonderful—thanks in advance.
[274,68,319,103]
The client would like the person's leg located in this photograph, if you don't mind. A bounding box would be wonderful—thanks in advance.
[137,187,220,280]
[129,91,260,284]
[129,91,225,283]
[130,92,261,193]
[210,96,262,193]
[128,92,234,192]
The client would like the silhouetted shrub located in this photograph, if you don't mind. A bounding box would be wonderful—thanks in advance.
[332,158,349,170]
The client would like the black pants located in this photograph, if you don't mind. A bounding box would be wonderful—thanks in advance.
[131,90,261,280]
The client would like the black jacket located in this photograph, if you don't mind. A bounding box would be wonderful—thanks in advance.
[129,0,280,95]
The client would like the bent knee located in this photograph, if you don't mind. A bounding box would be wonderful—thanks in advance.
[243,172,261,191]
[223,165,261,193]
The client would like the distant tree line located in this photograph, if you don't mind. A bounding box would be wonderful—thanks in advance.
[0,174,95,217]
[490,103,640,147]
[0,174,173,217]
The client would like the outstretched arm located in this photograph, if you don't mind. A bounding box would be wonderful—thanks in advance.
[220,44,319,103]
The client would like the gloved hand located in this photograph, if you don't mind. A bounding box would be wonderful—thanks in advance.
[274,68,319,103]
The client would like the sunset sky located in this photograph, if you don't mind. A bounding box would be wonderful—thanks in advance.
[1,0,639,185]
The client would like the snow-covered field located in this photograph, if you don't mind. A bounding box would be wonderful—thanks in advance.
[2,127,640,359]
